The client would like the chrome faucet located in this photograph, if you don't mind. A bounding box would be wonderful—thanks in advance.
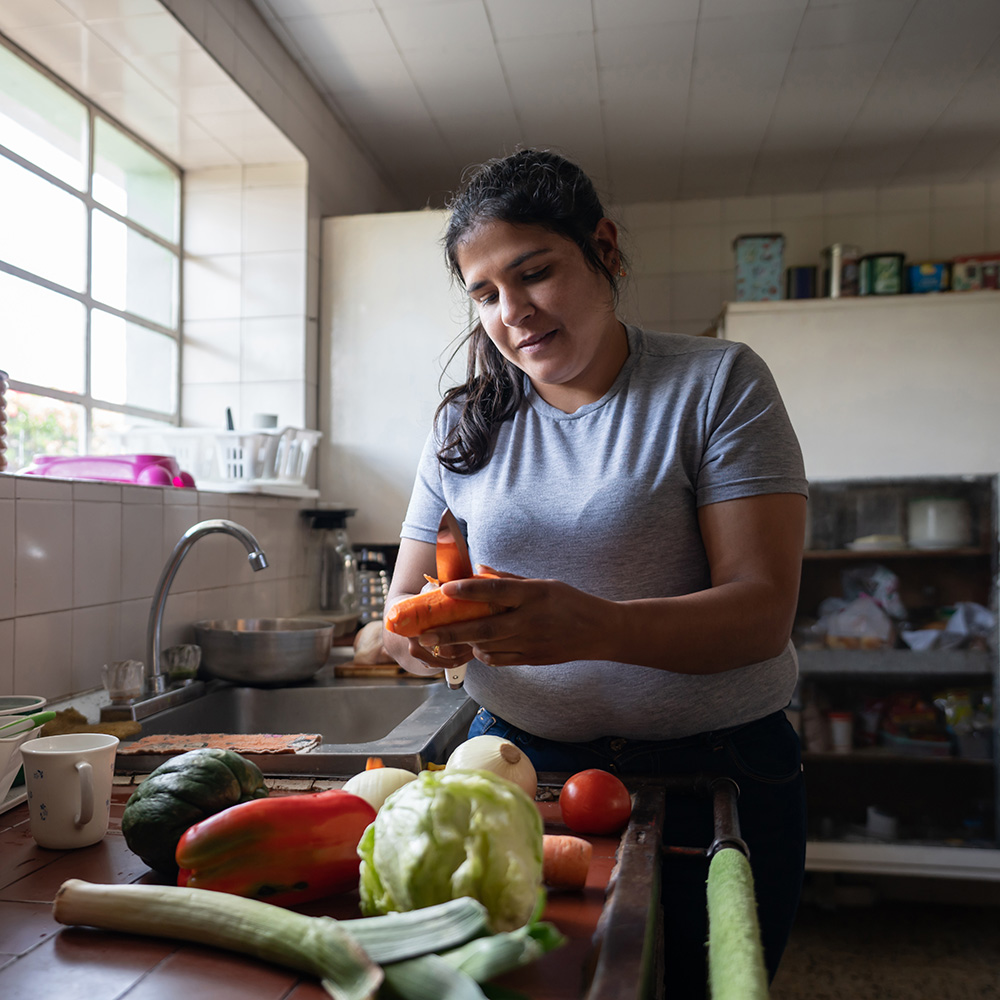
[146,518,268,694]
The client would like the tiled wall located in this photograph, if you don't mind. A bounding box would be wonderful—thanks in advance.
[616,178,1000,336]
[182,161,318,434]
[0,473,315,702]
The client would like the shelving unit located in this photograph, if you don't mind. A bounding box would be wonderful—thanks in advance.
[795,475,1000,880]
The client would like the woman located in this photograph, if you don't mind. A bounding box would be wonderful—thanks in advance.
[382,148,808,997]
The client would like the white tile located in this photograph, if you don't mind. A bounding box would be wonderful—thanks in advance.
[183,318,242,384]
[0,619,12,694]
[876,185,931,213]
[875,213,932,261]
[197,586,235,623]
[160,589,199,650]
[183,253,243,321]
[14,611,73,700]
[672,199,722,226]
[164,486,199,505]
[162,504,202,594]
[669,271,724,322]
[72,481,121,502]
[241,251,307,318]
[122,484,164,504]
[15,499,74,616]
[721,196,773,222]
[117,598,148,665]
[242,185,307,254]
[241,316,307,383]
[14,476,72,500]
[73,501,122,607]
[71,603,120,694]
[774,217,826,268]
[184,165,244,194]
[238,381,306,432]
[181,383,244,430]
[931,208,988,259]
[121,502,165,601]
[0,0,79,29]
[822,213,879,251]
[986,207,1000,250]
[0,475,13,499]
[772,192,824,219]
[0,500,13,620]
[184,188,243,255]
[633,276,673,329]
[670,224,724,273]
[194,501,239,589]
[824,189,878,215]
[630,226,672,274]
[931,180,987,209]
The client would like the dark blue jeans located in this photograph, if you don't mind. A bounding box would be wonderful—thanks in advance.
[468,706,807,1000]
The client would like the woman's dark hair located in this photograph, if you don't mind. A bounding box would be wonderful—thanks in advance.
[435,148,624,475]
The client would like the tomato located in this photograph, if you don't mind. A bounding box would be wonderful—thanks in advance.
[558,769,632,835]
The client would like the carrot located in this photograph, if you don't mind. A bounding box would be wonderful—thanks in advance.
[384,571,501,638]
[542,834,593,889]
[365,757,384,770]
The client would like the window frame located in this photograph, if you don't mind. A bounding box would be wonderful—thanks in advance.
[0,34,183,449]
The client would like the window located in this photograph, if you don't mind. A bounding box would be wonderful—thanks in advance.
[0,38,181,472]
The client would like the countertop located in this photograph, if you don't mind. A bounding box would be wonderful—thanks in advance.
[0,774,664,1000]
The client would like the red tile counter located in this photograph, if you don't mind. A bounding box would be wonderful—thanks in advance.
[0,777,664,1000]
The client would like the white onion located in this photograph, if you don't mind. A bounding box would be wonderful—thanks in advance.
[341,766,418,811]
[445,735,538,799]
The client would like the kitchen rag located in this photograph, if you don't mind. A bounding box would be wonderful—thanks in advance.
[705,847,768,1000]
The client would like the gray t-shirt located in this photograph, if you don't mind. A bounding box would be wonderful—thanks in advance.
[400,325,808,741]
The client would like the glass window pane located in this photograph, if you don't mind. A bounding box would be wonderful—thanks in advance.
[91,310,177,414]
[0,155,88,290]
[90,408,171,456]
[0,271,85,392]
[0,44,88,190]
[91,210,178,329]
[93,116,179,243]
[3,390,84,472]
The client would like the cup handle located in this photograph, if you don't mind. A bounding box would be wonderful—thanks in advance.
[75,761,94,828]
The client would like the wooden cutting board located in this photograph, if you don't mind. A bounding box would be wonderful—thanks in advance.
[118,732,322,755]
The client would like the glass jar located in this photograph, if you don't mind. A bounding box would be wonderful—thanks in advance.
[302,508,360,616]
[355,547,390,624]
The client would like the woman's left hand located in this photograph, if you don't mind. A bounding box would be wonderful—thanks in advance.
[414,565,612,666]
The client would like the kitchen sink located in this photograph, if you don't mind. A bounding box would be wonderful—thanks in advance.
[115,675,476,777]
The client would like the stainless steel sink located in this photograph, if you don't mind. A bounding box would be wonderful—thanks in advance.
[115,675,476,777]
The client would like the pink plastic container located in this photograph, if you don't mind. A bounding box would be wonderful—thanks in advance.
[18,454,195,487]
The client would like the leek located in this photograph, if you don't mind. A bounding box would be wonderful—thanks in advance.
[53,880,489,1000]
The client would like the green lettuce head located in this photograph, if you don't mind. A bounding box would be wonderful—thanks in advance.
[357,768,544,932]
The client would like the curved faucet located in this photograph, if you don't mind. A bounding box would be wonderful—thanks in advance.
[146,518,268,694]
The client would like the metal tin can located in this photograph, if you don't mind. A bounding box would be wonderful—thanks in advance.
[907,261,950,294]
[822,244,860,298]
[785,265,817,299]
[859,253,905,295]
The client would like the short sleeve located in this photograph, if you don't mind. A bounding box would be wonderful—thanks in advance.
[696,343,808,506]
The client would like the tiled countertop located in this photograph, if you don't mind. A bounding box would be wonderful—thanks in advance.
[0,776,642,1000]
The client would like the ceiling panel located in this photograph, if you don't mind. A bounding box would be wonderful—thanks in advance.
[244,0,1000,207]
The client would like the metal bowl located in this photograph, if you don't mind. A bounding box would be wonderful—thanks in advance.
[193,618,334,686]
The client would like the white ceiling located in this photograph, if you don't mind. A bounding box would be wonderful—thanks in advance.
[251,0,1000,209]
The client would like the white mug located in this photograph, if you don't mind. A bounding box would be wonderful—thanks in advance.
[20,733,119,849]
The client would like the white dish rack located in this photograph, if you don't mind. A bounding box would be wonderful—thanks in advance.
[119,426,321,497]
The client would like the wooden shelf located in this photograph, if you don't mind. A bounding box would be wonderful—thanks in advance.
[797,647,995,676]
[806,840,1000,880]
[804,546,990,560]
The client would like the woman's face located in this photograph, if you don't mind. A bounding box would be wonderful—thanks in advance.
[454,219,627,412]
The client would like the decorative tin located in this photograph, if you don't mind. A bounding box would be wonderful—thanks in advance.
[733,233,785,301]
[907,261,951,294]
[859,253,905,295]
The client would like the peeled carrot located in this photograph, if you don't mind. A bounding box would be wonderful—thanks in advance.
[365,757,384,770]
[384,571,501,638]
[542,834,593,889]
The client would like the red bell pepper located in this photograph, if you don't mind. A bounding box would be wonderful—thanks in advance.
[175,788,376,905]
